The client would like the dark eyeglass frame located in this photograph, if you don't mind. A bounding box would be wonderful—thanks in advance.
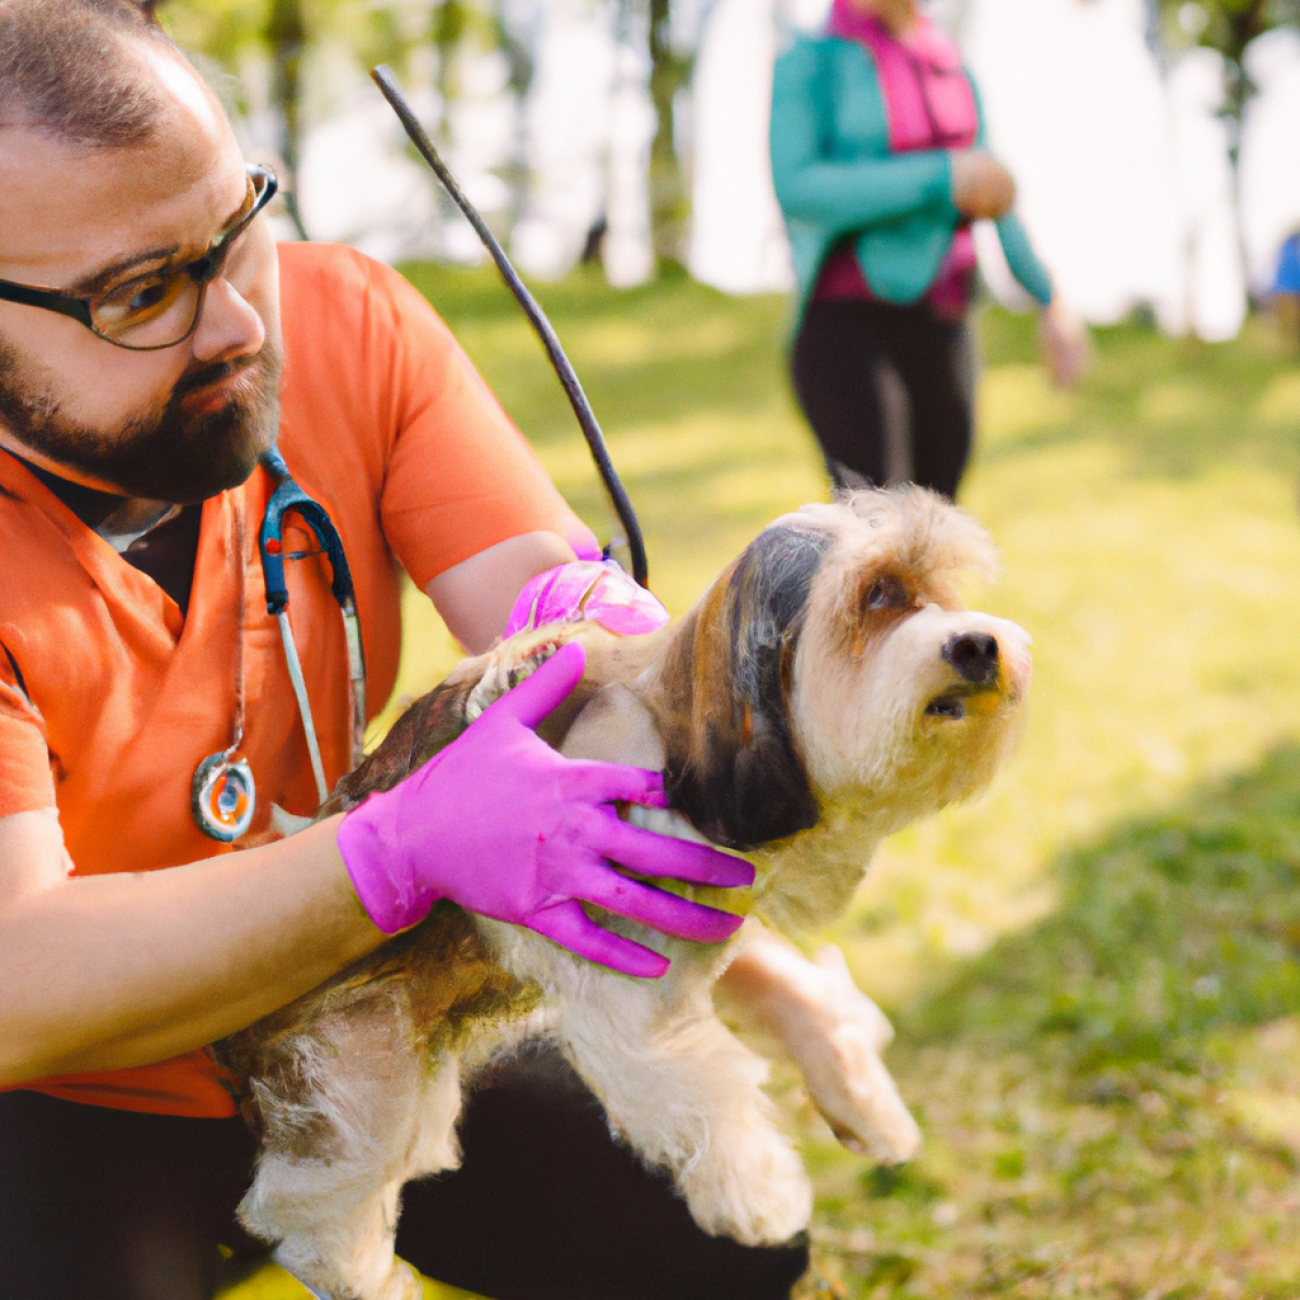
[0,163,278,352]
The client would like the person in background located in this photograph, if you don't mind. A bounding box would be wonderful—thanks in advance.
[770,0,1089,498]
[1270,229,1300,345]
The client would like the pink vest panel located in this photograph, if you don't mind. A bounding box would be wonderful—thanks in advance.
[814,7,979,317]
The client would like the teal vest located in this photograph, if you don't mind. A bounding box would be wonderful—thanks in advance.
[770,35,1052,323]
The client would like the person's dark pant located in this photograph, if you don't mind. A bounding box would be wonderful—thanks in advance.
[0,1044,809,1300]
[791,297,976,500]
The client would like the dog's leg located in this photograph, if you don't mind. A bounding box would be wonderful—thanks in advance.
[406,1049,465,1179]
[554,965,813,1247]
[271,1185,423,1300]
[270,1048,467,1300]
[239,996,442,1300]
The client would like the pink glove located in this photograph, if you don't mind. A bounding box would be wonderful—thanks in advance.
[336,642,751,977]
[504,560,670,639]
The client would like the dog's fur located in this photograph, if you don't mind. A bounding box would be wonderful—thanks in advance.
[214,488,1032,1300]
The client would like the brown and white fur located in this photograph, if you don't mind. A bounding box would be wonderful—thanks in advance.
[214,488,1032,1300]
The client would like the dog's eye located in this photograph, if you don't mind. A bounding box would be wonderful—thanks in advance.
[866,576,908,611]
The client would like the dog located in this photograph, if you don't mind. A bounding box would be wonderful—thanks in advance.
[214,487,1032,1300]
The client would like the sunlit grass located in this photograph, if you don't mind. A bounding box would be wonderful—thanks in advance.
[229,265,1300,1298]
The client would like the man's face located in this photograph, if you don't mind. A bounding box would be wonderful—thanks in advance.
[0,42,282,504]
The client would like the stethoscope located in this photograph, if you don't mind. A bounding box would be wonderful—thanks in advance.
[191,447,366,842]
[194,66,649,842]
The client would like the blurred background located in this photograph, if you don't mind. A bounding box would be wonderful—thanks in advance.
[157,0,1300,338]
[176,1,1300,1296]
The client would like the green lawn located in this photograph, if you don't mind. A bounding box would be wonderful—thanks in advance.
[225,266,1300,1299]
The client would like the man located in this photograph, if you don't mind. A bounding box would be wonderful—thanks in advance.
[0,4,898,1298]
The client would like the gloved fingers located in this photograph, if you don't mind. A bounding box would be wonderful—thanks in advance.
[485,640,586,729]
[589,815,755,888]
[560,759,670,810]
[576,868,745,944]
[527,901,670,978]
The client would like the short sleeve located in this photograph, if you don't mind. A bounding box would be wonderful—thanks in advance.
[0,646,56,817]
[368,264,592,589]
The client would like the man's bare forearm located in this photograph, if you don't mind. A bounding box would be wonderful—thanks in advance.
[0,812,385,1085]
[0,531,582,1089]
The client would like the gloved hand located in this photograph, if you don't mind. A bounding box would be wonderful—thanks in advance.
[336,641,751,977]
[504,559,670,639]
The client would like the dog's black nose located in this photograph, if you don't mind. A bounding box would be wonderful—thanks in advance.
[942,632,1000,685]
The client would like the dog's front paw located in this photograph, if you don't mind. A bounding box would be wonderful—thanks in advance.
[464,640,562,722]
[374,1259,424,1300]
[275,1249,422,1300]
[679,1124,812,1247]
[793,947,921,1164]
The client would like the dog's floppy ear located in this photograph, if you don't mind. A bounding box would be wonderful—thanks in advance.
[321,676,476,816]
[653,522,832,851]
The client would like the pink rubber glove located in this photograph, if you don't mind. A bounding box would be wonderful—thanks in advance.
[336,642,751,977]
[504,560,669,639]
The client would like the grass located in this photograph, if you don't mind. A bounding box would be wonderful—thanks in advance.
[224,264,1300,1299]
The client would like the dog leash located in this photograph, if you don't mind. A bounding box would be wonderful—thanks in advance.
[370,64,649,589]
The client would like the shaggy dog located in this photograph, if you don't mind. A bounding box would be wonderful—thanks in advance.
[215,487,1032,1300]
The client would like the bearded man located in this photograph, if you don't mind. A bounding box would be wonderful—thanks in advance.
[0,4,905,1298]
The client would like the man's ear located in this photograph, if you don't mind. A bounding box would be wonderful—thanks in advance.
[653,523,831,851]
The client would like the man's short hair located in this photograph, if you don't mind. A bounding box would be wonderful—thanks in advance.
[0,0,178,148]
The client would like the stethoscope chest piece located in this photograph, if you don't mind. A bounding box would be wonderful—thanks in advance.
[191,752,257,843]
[185,447,366,841]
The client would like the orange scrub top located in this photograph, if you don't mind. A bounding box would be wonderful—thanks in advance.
[0,242,588,1117]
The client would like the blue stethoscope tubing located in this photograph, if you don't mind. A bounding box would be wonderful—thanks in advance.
[258,445,366,804]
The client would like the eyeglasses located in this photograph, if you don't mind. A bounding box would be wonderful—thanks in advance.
[0,164,278,352]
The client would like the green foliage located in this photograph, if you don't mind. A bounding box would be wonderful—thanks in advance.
[912,746,1300,1072]
[862,1163,947,1204]
[1159,0,1292,61]
[1157,0,1298,194]
[156,0,269,80]
[158,0,432,101]
[1159,0,1299,135]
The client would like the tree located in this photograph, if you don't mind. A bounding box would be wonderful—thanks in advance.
[645,0,692,264]
[1160,0,1300,156]
[266,0,310,239]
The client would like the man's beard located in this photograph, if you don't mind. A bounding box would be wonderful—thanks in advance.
[0,342,283,505]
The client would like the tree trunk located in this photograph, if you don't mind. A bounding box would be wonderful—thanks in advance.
[647,0,690,266]
[267,0,310,240]
[1221,0,1269,161]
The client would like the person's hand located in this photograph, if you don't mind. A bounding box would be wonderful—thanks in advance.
[336,642,752,977]
[1038,297,1091,387]
[948,149,1016,221]
[504,560,669,639]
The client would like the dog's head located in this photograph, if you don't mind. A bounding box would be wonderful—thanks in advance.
[645,487,1031,851]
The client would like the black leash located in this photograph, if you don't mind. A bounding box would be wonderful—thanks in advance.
[370,64,649,588]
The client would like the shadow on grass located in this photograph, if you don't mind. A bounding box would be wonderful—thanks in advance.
[815,749,1300,1295]
[909,744,1300,1075]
